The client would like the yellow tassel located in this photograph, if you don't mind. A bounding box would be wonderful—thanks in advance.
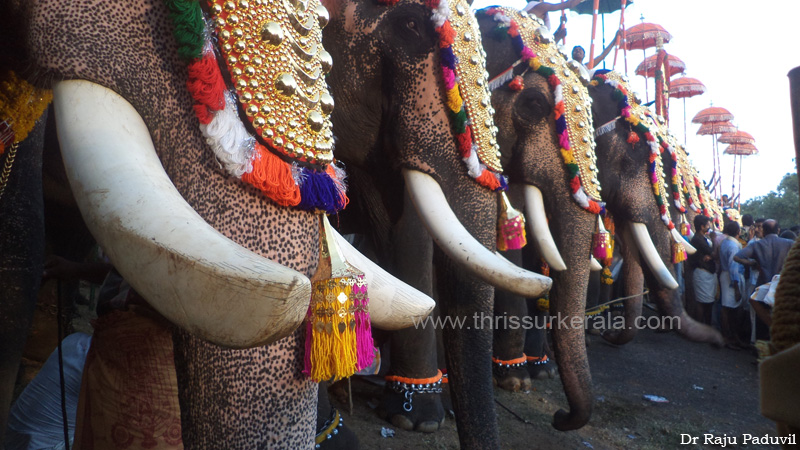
[497,191,527,251]
[304,214,371,382]
[672,241,687,264]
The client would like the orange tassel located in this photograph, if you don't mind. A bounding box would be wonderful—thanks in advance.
[241,143,302,206]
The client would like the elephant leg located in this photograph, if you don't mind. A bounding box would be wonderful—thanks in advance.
[523,307,556,380]
[379,191,444,433]
[316,382,359,449]
[436,251,499,449]
[173,329,317,448]
[602,230,644,345]
[492,249,532,392]
[0,114,46,438]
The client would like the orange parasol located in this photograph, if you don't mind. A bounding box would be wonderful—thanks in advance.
[624,22,672,51]
[718,130,755,146]
[692,106,734,124]
[669,77,706,98]
[635,54,686,78]
[723,143,758,155]
[696,121,737,136]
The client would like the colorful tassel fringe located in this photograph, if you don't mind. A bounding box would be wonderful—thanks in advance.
[304,215,374,382]
[672,241,687,264]
[497,192,527,251]
[592,215,613,260]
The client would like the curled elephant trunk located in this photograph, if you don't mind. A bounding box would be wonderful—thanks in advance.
[523,185,567,271]
[403,169,552,298]
[629,222,679,290]
[55,80,435,348]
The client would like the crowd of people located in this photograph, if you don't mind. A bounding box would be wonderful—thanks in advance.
[684,211,797,350]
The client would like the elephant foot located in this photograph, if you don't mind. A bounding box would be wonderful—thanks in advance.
[492,355,532,392]
[316,407,359,450]
[379,372,445,433]
[526,354,556,380]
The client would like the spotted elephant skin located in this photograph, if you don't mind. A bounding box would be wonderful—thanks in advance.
[589,79,723,348]
[321,0,507,447]
[476,15,596,430]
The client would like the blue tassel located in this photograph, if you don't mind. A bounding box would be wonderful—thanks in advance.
[298,169,346,214]
[498,174,508,191]
[555,115,567,134]
[511,35,525,55]
[440,47,457,70]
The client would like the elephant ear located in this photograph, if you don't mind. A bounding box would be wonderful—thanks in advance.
[512,87,552,128]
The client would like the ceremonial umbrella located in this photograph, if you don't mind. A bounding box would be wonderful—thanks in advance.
[722,142,759,208]
[624,22,672,50]
[692,106,734,124]
[694,112,736,200]
[634,54,686,77]
[718,130,756,146]
[573,1,631,70]
[670,77,706,145]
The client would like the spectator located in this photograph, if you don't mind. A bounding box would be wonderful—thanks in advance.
[739,214,754,245]
[718,221,746,349]
[780,230,797,240]
[689,215,717,324]
[524,0,582,41]
[571,30,620,70]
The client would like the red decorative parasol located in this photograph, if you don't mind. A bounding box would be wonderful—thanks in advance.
[692,106,734,124]
[624,22,672,50]
[635,54,686,77]
[696,121,737,136]
[718,130,755,146]
[723,143,758,155]
[669,77,706,98]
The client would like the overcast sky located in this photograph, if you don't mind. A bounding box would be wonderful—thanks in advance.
[471,0,800,203]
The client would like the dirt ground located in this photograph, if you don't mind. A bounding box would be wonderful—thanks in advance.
[17,289,779,450]
[334,312,779,450]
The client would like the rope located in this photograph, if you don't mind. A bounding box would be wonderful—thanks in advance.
[771,239,800,354]
[0,141,19,202]
[585,289,650,316]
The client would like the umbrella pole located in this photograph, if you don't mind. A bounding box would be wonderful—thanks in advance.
[738,155,744,210]
[601,14,606,69]
[560,0,566,45]
[587,0,600,70]
[643,48,649,103]
[683,97,687,146]
[612,0,626,71]
[731,151,737,200]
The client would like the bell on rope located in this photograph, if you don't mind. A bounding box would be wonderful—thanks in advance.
[304,214,374,382]
[497,191,527,251]
[592,215,613,260]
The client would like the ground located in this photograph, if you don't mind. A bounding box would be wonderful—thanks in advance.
[334,315,778,450]
[16,288,779,449]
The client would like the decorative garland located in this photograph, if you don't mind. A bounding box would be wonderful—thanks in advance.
[479,7,605,217]
[165,0,347,214]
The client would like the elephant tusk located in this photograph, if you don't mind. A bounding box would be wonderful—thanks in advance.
[628,223,679,290]
[54,80,315,349]
[671,228,696,255]
[590,257,602,271]
[331,230,436,329]
[523,185,568,271]
[403,169,552,298]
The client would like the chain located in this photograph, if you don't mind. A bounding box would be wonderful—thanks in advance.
[388,379,443,412]
[0,141,20,202]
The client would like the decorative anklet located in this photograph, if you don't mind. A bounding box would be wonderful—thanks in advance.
[385,370,444,412]
[314,407,343,448]
[526,354,549,365]
[491,354,528,369]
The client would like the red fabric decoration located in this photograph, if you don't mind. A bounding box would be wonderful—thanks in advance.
[627,131,640,144]
[508,75,524,91]
[569,176,581,193]
[476,170,501,190]
[456,126,473,157]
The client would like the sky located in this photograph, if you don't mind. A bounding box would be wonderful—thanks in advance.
[471,0,800,203]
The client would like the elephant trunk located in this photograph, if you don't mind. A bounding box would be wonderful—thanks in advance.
[548,206,595,431]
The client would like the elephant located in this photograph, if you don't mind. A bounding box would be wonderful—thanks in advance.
[0,0,457,446]
[472,7,606,431]
[319,0,552,445]
[587,70,724,347]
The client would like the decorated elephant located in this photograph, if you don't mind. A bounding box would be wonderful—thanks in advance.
[473,7,606,431]
[320,0,552,445]
[587,70,723,347]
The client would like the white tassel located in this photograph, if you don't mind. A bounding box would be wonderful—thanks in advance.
[199,95,254,177]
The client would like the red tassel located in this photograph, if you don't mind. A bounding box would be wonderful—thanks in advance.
[456,126,473,157]
[627,131,640,144]
[476,170,501,190]
[509,76,524,91]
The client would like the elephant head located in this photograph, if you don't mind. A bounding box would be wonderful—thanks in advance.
[319,0,552,445]
[588,70,723,347]
[476,7,604,431]
[6,0,441,445]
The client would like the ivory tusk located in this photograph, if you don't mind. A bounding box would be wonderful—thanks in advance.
[590,257,602,271]
[628,223,679,290]
[55,80,315,348]
[403,169,552,298]
[523,185,567,271]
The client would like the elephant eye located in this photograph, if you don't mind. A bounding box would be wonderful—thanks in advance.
[406,19,420,35]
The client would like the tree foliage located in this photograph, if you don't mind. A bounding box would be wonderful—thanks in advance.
[741,173,800,228]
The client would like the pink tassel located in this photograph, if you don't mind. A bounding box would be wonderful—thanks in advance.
[442,66,456,89]
[521,47,536,60]
[558,132,570,149]
[353,275,375,370]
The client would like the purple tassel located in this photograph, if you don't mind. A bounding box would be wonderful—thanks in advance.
[353,275,374,370]
[298,169,346,214]
[440,47,457,70]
